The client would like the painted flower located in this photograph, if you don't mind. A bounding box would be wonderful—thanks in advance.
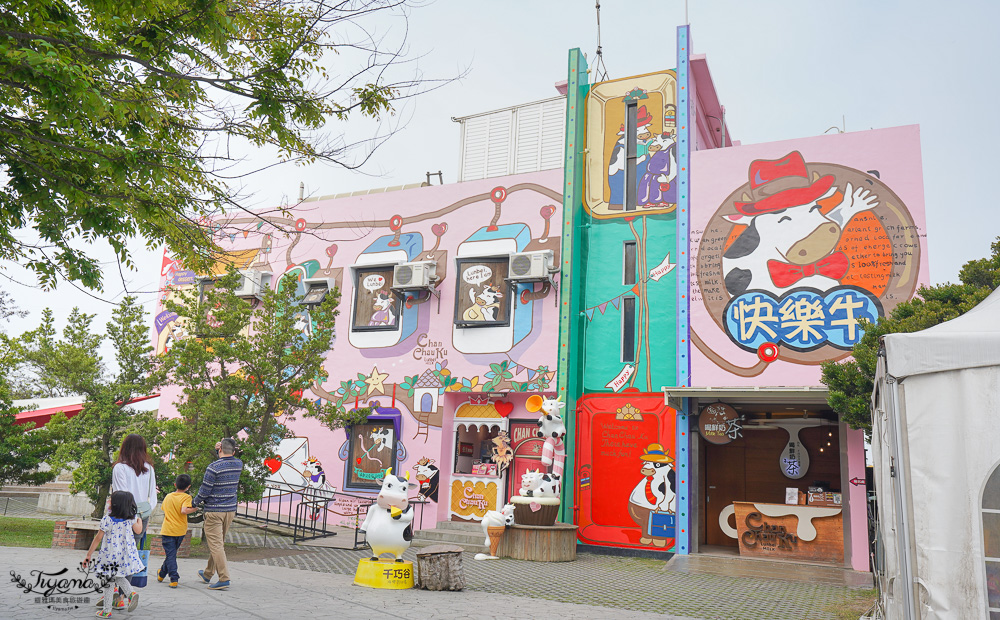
[459,376,480,392]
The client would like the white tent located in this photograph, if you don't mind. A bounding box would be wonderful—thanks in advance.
[872,286,1000,619]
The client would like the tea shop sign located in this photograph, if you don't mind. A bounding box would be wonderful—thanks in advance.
[699,403,743,445]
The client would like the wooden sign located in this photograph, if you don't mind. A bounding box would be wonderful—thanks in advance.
[699,403,742,445]
[734,502,843,564]
[450,480,498,520]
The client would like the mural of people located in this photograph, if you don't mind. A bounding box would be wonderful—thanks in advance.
[607,104,654,210]
[627,443,676,548]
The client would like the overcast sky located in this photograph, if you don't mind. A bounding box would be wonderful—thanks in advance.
[4,0,998,359]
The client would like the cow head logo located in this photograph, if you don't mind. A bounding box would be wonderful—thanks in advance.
[696,151,920,370]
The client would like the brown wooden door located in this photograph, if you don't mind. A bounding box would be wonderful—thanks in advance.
[704,442,746,547]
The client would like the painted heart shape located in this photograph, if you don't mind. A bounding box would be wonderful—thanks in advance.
[432,222,448,237]
[495,402,514,418]
[264,457,282,474]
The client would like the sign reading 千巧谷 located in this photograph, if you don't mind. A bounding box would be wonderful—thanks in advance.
[699,403,742,445]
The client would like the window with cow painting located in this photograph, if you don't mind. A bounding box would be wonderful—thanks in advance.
[453,257,511,328]
[351,266,400,332]
[345,421,397,491]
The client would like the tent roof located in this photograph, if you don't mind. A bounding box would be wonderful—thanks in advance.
[884,286,1000,378]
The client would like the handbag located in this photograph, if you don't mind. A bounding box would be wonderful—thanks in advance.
[646,509,676,539]
[136,501,153,520]
[129,534,150,588]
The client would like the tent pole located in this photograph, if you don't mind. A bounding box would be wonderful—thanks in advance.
[886,374,918,619]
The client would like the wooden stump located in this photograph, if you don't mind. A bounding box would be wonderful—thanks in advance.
[497,523,578,562]
[415,544,465,591]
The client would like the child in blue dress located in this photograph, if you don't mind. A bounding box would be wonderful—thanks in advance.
[84,491,146,617]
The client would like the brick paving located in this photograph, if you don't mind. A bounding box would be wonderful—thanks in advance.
[2,507,871,619]
[227,531,867,619]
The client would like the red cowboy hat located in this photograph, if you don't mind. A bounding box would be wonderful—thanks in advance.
[733,151,835,216]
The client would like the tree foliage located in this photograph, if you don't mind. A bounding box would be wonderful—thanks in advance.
[0,295,56,488]
[821,238,1000,436]
[157,268,363,501]
[19,298,163,516]
[0,0,425,289]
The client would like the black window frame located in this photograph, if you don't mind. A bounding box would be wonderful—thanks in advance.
[453,256,513,328]
[350,265,402,333]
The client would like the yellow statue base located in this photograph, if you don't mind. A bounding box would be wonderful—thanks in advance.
[353,558,414,589]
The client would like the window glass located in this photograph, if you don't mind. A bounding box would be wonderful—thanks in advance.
[346,421,396,490]
[352,266,400,331]
[624,241,637,285]
[454,258,511,326]
[454,425,501,477]
[622,296,636,363]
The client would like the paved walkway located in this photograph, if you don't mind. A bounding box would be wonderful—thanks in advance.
[3,546,694,620]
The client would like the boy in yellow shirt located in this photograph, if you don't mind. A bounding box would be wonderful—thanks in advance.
[157,474,198,588]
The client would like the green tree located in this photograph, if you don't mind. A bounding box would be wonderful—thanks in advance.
[821,238,1000,436]
[157,269,363,501]
[0,0,428,290]
[20,298,163,516]
[0,295,55,488]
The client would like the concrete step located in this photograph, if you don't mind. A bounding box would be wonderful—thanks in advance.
[433,521,482,533]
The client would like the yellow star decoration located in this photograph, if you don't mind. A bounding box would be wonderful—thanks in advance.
[364,365,390,396]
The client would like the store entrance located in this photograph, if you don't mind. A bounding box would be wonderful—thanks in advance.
[705,441,745,547]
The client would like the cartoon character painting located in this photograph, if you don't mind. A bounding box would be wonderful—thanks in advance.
[638,131,677,209]
[462,284,504,322]
[490,431,513,474]
[607,105,654,210]
[627,443,676,548]
[302,456,330,520]
[413,457,440,503]
[721,151,880,297]
[368,291,396,327]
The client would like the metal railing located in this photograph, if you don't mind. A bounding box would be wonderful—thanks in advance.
[237,482,429,547]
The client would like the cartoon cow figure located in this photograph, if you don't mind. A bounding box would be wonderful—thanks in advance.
[370,427,393,453]
[518,470,561,498]
[721,151,879,297]
[462,284,504,322]
[301,456,329,521]
[413,457,440,503]
[527,395,567,476]
[368,291,396,327]
[627,443,676,548]
[359,468,418,562]
[480,503,516,546]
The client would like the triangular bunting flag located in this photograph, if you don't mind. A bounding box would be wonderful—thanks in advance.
[611,296,621,310]
[229,234,236,242]
[631,284,640,295]
[598,302,608,315]
[527,369,537,381]
[546,371,556,380]
[585,308,595,320]
[243,231,249,238]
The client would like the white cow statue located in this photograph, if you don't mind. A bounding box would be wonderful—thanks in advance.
[480,503,516,546]
[359,468,418,562]
[518,469,560,498]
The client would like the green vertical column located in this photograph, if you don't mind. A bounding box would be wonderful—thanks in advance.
[557,48,589,524]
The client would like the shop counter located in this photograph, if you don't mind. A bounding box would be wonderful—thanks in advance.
[725,501,844,564]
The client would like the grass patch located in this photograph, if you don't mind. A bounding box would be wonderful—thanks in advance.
[826,588,877,620]
[0,517,55,548]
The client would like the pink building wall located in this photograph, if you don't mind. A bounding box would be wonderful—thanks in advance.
[156,170,563,525]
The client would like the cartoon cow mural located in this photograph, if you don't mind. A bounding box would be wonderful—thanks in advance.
[413,457,440,503]
[721,151,879,297]
[627,443,676,548]
[359,468,418,562]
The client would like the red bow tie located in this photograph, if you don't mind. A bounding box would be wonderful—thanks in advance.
[767,252,849,288]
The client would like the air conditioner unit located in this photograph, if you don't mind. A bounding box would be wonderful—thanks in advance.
[301,277,337,306]
[508,250,553,281]
[233,270,271,299]
[392,261,437,289]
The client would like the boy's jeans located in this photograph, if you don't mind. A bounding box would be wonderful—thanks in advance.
[159,535,185,581]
